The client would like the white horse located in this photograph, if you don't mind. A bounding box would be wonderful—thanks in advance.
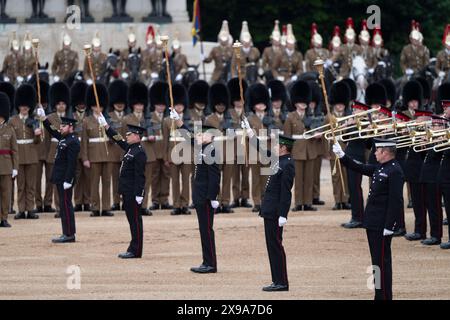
[350,55,368,103]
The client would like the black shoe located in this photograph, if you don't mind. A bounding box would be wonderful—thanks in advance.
[231,199,240,208]
[444,218,448,226]
[292,205,302,212]
[27,211,39,219]
[240,199,252,208]
[110,203,121,211]
[171,208,182,215]
[118,252,140,259]
[221,205,234,214]
[407,200,413,208]
[405,232,425,241]
[188,204,195,209]
[54,213,60,218]
[440,241,450,249]
[101,210,114,217]
[262,283,289,292]
[74,204,83,212]
[43,206,56,213]
[341,202,352,210]
[332,203,342,210]
[14,212,26,220]
[421,237,441,246]
[0,220,11,228]
[393,228,407,237]
[90,211,100,217]
[141,208,153,216]
[181,207,191,215]
[313,198,325,206]
[52,235,75,243]
[190,265,217,274]
[9,209,16,215]
[149,202,160,210]
[341,220,363,229]
[35,206,44,213]
[161,203,173,210]
[252,205,261,213]
[303,205,317,211]
[83,204,91,211]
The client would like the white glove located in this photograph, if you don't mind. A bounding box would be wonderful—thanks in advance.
[291,75,298,82]
[276,76,285,82]
[135,196,143,205]
[378,61,386,68]
[240,117,254,138]
[53,75,60,83]
[175,74,183,81]
[86,79,93,85]
[324,59,333,68]
[151,72,158,79]
[199,53,205,61]
[97,114,108,127]
[170,109,181,121]
[4,76,10,82]
[383,229,394,236]
[405,68,414,76]
[278,216,287,227]
[16,76,24,83]
[36,106,46,119]
[121,72,129,79]
[63,182,72,190]
[439,71,446,78]
[368,68,375,74]
[12,169,18,179]
[332,142,345,158]
[210,200,220,209]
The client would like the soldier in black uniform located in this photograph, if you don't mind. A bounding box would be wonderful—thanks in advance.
[170,109,221,273]
[241,117,294,292]
[333,138,404,300]
[36,107,80,243]
[99,116,147,259]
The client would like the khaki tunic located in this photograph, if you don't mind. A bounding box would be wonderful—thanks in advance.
[84,52,107,80]
[80,115,110,163]
[231,47,260,79]
[304,48,330,72]
[21,52,35,78]
[2,53,22,84]
[0,122,18,175]
[141,48,163,75]
[273,50,304,82]
[8,115,39,165]
[436,49,450,78]
[360,45,377,69]
[52,49,79,79]
[334,44,363,78]
[261,46,282,75]
[400,44,430,74]
[203,45,233,83]
[173,52,189,76]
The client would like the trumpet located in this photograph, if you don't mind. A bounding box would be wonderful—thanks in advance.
[333,117,393,141]
[303,107,380,139]
[413,129,450,152]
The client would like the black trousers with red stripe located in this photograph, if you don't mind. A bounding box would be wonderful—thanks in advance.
[264,218,288,286]
[194,201,216,268]
[410,182,427,235]
[441,183,450,238]
[56,184,76,236]
[347,168,364,222]
[424,183,443,239]
[122,194,143,257]
[366,229,393,300]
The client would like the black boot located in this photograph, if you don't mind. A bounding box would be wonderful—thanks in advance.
[74,204,83,212]
[27,211,40,219]
[90,210,100,217]
[101,210,114,217]
[230,199,240,208]
[240,198,252,208]
[171,208,181,215]
[251,205,260,213]
[303,205,317,211]
[292,205,302,212]
[83,204,91,211]
[181,207,191,215]
[221,205,234,214]
[393,228,407,237]
[35,206,44,213]
[0,220,11,228]
[14,212,26,220]
[161,203,173,210]
[341,202,351,210]
[43,205,56,213]
[313,198,325,205]
[110,203,121,211]
[332,203,342,210]
[149,202,160,210]
[141,208,153,216]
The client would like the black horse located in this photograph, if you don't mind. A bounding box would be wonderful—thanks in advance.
[181,64,199,89]
[245,61,259,85]
[126,48,142,83]
[26,62,50,86]
[98,49,121,86]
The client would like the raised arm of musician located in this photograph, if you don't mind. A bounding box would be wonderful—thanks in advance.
[98,114,129,151]
[37,106,63,141]
[332,142,377,176]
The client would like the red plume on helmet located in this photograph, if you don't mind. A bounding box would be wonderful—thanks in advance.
[444,24,450,45]
[347,17,354,28]
[361,19,368,31]
[282,24,287,36]
[311,22,318,37]
[344,17,355,43]
[329,25,341,50]
[372,25,383,47]
[146,25,155,43]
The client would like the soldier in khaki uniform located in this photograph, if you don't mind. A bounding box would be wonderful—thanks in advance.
[52,32,79,82]
[359,20,377,71]
[44,82,72,218]
[2,32,22,85]
[304,23,330,72]
[162,84,191,215]
[107,79,128,212]
[400,21,430,76]
[273,26,303,84]
[70,81,90,212]
[119,28,140,78]
[435,24,450,80]
[34,80,56,214]
[171,36,189,83]
[284,81,317,211]
[10,84,41,219]
[334,18,363,79]
[205,83,234,213]
[141,28,163,83]
[327,81,350,207]
[231,21,260,83]
[371,26,390,68]
[227,78,251,208]
[21,33,35,81]
[246,83,272,212]
[0,92,18,227]
[203,20,233,84]
[122,81,153,216]
[81,82,113,217]
[148,81,172,210]
[262,20,283,82]
[329,26,342,60]
[84,33,107,83]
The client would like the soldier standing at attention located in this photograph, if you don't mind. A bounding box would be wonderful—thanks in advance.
[241,117,294,292]
[170,109,221,273]
[0,92,18,228]
[37,106,80,243]
[2,32,22,85]
[83,33,107,83]
[51,31,79,82]
[99,115,147,259]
